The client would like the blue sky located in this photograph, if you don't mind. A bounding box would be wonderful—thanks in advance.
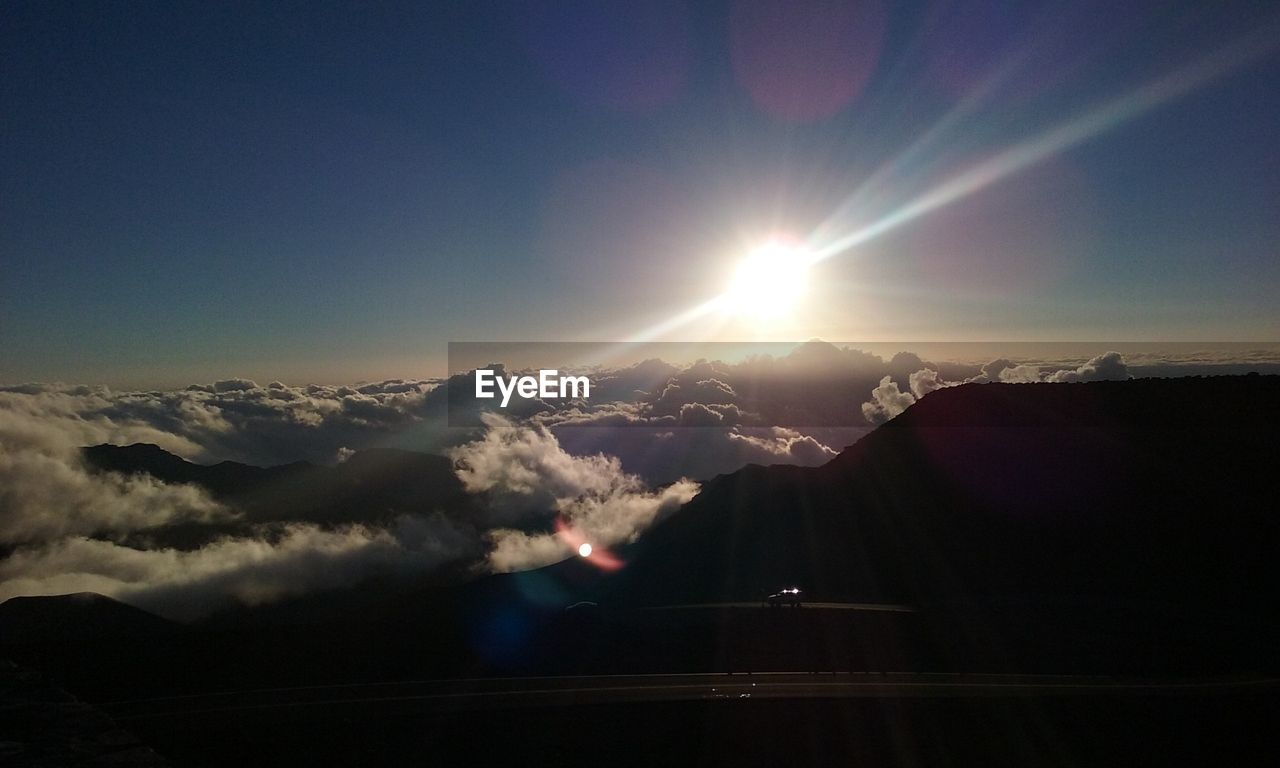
[2,0,1278,386]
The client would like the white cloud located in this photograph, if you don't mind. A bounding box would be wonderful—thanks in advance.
[0,382,482,616]
[908,367,961,398]
[0,378,442,468]
[0,350,1142,614]
[0,514,473,622]
[451,413,628,500]
[450,414,699,572]
[1045,351,1130,382]
[486,529,571,573]
[726,427,838,464]
[860,352,1134,427]
[860,375,917,425]
[992,352,1130,383]
[0,396,229,545]
[999,364,1045,383]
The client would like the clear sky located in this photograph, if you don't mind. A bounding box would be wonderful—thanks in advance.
[2,0,1278,387]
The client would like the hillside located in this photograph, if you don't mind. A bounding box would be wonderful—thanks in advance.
[81,444,475,533]
[608,376,1280,611]
[7,376,1273,684]
[0,592,178,645]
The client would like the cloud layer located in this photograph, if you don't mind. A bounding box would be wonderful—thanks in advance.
[859,351,1132,424]
[451,414,699,572]
[0,515,474,622]
[0,393,701,616]
[2,345,1245,618]
[0,392,229,545]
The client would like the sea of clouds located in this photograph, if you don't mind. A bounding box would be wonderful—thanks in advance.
[3,343,1267,619]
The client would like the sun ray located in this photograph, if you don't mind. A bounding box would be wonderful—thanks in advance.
[585,22,1278,346]
[809,25,1279,265]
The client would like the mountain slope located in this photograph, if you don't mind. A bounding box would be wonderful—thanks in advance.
[608,377,1280,610]
[0,592,178,645]
[81,444,474,530]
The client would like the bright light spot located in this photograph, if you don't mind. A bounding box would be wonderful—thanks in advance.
[578,543,593,558]
[724,241,810,320]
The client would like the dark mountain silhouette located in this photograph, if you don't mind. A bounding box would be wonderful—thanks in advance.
[0,657,171,767]
[82,442,312,497]
[608,377,1280,614]
[81,444,475,535]
[5,376,1274,694]
[0,592,178,645]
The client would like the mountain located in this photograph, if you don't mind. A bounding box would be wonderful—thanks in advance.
[23,376,1277,681]
[0,657,171,767]
[81,444,475,532]
[82,442,311,497]
[0,592,178,645]
[608,377,1280,611]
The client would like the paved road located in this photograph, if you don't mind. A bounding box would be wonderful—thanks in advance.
[644,601,918,613]
[99,672,1280,721]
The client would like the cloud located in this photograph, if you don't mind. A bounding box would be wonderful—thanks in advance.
[0,514,475,622]
[861,361,975,425]
[212,378,259,393]
[0,385,707,612]
[450,414,699,572]
[0,389,481,618]
[486,529,570,573]
[1045,351,1130,382]
[908,367,959,398]
[0,378,445,468]
[556,480,696,549]
[601,343,923,428]
[676,402,749,427]
[451,413,630,501]
[979,358,1016,381]
[991,352,1130,383]
[0,393,229,545]
[999,364,1045,383]
[861,375,917,425]
[860,352,1136,427]
[0,347,1150,614]
[726,427,839,464]
[544,421,853,485]
[651,377,738,411]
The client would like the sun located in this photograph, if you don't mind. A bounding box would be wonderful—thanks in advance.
[578,542,593,557]
[724,240,811,320]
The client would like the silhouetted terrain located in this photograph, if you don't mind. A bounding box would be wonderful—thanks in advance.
[10,376,1275,674]
[0,592,179,646]
[0,658,170,767]
[4,377,1280,765]
[603,377,1280,672]
[615,376,1280,604]
[81,444,475,545]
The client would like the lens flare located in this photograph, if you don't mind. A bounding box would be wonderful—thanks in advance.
[556,517,624,571]
[614,21,1277,345]
[810,25,1279,265]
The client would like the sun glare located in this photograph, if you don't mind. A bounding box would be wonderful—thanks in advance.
[724,241,811,320]
[578,542,593,557]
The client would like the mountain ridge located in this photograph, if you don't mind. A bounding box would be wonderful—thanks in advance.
[607,376,1280,610]
[81,443,475,538]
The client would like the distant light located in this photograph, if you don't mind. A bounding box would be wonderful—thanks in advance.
[578,543,593,558]
[724,241,810,320]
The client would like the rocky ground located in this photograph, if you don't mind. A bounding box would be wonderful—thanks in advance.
[0,659,168,767]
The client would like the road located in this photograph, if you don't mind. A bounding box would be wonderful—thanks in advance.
[643,601,918,612]
[99,672,1280,722]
